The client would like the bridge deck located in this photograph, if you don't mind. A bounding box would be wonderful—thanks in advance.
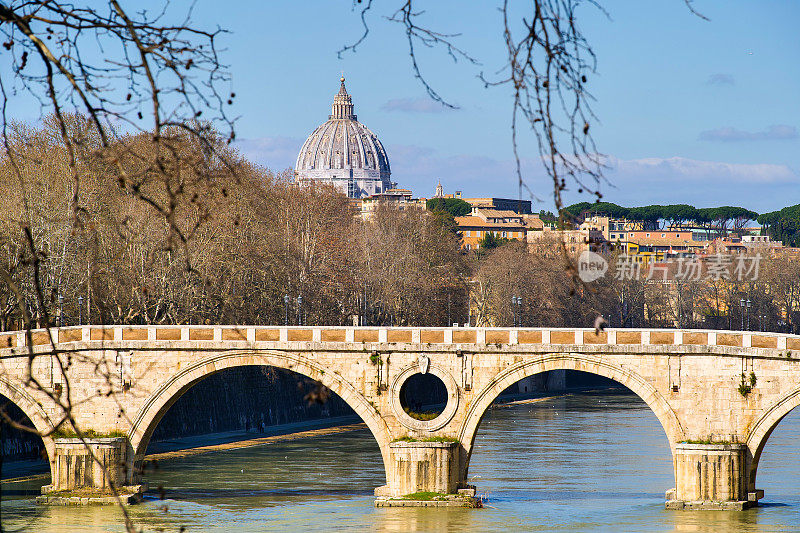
[2,325,797,357]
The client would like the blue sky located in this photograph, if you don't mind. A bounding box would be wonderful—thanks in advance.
[201,2,797,212]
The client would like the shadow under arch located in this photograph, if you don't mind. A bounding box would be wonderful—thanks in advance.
[128,349,392,481]
[0,377,54,466]
[458,353,685,483]
[745,385,800,491]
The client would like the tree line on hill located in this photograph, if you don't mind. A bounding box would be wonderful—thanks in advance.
[2,117,799,334]
[565,201,800,246]
[564,201,760,232]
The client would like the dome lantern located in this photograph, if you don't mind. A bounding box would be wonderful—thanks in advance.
[330,76,357,120]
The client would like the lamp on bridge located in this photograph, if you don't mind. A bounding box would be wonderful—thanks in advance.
[284,295,290,326]
[511,296,522,327]
[739,298,752,331]
[297,295,303,326]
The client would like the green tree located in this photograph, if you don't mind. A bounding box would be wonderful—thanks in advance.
[426,197,472,217]
[478,231,504,251]
[538,210,557,224]
[758,204,800,246]
[661,204,699,227]
[628,206,660,230]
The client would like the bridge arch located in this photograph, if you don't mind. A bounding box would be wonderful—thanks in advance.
[0,377,54,465]
[745,385,800,490]
[458,352,685,482]
[128,349,392,478]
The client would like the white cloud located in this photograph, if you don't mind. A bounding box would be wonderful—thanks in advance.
[587,156,798,211]
[699,125,798,142]
[607,155,796,184]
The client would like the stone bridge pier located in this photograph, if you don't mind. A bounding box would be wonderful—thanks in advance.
[1,325,800,509]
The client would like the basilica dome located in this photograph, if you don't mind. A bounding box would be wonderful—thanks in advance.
[295,77,393,198]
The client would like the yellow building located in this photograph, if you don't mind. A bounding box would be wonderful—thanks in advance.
[455,209,528,250]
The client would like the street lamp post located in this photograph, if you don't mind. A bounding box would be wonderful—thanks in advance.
[511,296,522,327]
[58,294,63,327]
[296,296,303,326]
[77,296,83,326]
[510,296,517,327]
[447,293,452,328]
[746,299,752,330]
[284,295,290,326]
[739,298,745,331]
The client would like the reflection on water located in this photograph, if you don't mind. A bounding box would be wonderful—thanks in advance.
[3,394,800,532]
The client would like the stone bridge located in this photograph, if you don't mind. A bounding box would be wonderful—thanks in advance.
[2,325,800,509]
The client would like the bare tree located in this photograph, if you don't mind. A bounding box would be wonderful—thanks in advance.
[0,2,235,529]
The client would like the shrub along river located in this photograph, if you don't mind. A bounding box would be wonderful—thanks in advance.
[2,393,799,532]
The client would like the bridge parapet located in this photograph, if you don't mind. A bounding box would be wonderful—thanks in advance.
[3,325,799,357]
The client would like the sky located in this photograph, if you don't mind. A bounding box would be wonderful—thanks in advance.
[124,2,800,212]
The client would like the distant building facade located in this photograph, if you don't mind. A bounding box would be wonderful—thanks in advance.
[295,77,394,198]
[360,188,425,220]
[526,226,607,255]
[463,197,532,214]
[580,215,643,241]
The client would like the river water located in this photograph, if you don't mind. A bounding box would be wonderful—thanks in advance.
[3,393,800,532]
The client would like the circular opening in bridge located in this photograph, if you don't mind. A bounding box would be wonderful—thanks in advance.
[399,373,447,421]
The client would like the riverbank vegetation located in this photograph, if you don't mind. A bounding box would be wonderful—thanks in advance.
[1,118,799,334]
